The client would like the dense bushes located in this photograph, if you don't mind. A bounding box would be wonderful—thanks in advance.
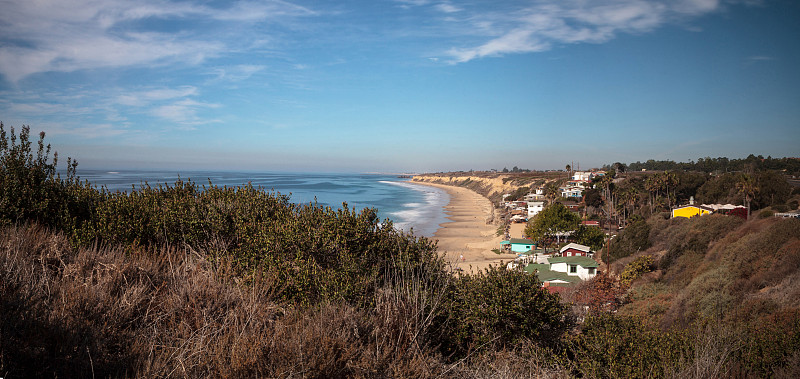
[1,124,578,375]
[433,266,572,358]
[0,124,447,306]
[4,123,800,377]
[0,224,450,377]
[606,217,651,262]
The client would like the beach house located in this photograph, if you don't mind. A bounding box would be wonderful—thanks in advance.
[501,238,535,253]
[524,256,600,288]
[547,256,599,281]
[527,201,545,219]
[559,243,593,257]
[671,205,713,218]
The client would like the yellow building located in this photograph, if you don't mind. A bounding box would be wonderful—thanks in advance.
[671,205,713,218]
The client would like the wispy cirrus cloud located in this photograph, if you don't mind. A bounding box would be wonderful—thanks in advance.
[151,99,221,127]
[116,87,199,107]
[433,0,736,63]
[0,0,315,83]
[113,85,220,127]
[209,65,267,82]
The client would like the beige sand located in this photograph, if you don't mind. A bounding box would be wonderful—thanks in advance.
[411,182,525,273]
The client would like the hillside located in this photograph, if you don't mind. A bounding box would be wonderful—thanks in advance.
[3,126,800,377]
[412,171,564,204]
[614,215,800,327]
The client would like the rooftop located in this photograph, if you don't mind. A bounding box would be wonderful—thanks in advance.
[547,256,599,268]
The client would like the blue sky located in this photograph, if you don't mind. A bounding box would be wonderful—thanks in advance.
[1,0,798,173]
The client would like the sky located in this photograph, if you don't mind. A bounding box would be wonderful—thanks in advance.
[0,0,798,173]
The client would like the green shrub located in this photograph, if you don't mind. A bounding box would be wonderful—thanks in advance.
[606,218,650,262]
[619,255,655,287]
[433,266,572,359]
[759,210,774,219]
[565,314,691,378]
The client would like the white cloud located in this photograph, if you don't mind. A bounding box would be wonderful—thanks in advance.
[116,86,199,106]
[435,3,462,14]
[747,55,775,61]
[151,99,221,126]
[210,65,267,82]
[0,0,314,82]
[50,123,129,138]
[441,0,729,63]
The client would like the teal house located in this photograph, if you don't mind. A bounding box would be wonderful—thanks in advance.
[501,238,535,253]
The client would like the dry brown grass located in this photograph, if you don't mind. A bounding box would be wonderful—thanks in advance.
[1,223,567,378]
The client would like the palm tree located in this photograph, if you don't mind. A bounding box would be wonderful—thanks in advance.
[544,180,560,202]
[737,174,758,219]
[616,186,638,226]
[661,171,678,209]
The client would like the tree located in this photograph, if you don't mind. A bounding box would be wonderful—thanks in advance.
[525,202,580,248]
[583,188,603,208]
[606,217,651,262]
[696,173,739,204]
[544,180,562,202]
[572,225,606,251]
[435,266,572,358]
[754,170,791,208]
[737,173,758,218]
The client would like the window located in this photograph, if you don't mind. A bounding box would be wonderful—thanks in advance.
[569,265,577,273]
[588,267,596,275]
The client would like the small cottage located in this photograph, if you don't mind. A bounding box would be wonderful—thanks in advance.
[547,256,599,281]
[559,243,593,257]
[501,238,535,253]
[671,205,713,218]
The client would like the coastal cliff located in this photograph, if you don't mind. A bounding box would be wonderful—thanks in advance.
[412,172,561,204]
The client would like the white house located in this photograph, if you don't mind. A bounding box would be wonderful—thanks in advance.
[525,188,546,201]
[527,201,545,219]
[547,256,599,281]
[572,171,595,181]
[560,187,583,198]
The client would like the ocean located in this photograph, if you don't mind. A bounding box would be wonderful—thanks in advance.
[75,170,450,237]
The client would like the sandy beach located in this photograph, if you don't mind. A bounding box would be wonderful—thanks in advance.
[411,181,523,273]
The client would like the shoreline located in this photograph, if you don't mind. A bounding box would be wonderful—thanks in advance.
[409,181,519,273]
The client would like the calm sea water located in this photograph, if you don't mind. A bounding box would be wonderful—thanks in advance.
[75,170,450,237]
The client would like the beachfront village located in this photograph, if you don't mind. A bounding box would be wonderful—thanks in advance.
[414,158,800,301]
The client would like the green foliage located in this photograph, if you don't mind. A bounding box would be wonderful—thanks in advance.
[583,187,603,207]
[739,310,800,376]
[524,202,580,247]
[673,171,708,204]
[0,125,446,306]
[623,155,800,176]
[571,225,605,251]
[696,173,740,204]
[754,170,792,208]
[565,314,690,378]
[759,209,774,219]
[433,266,572,358]
[606,218,650,262]
[619,255,655,287]
[658,214,743,271]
